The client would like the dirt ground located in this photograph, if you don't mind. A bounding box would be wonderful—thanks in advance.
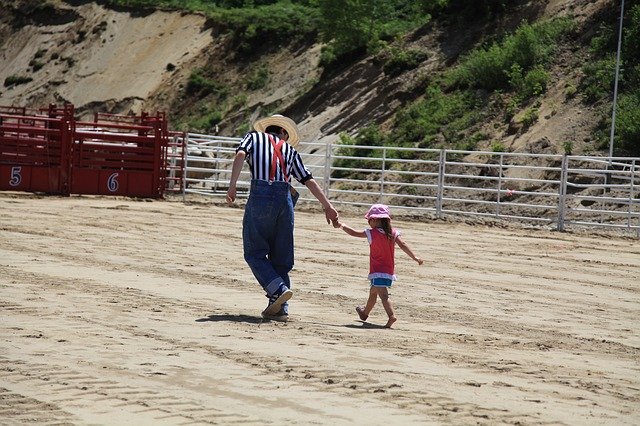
[1,192,639,425]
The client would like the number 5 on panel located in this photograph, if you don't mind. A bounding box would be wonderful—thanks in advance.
[9,166,22,187]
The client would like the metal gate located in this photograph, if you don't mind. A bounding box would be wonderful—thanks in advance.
[0,104,73,194]
[0,105,169,198]
[70,112,167,198]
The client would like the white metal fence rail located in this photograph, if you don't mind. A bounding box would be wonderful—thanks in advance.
[166,133,640,236]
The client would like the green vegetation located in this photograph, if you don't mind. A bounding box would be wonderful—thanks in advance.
[520,106,539,130]
[447,18,573,95]
[101,0,639,157]
[4,76,33,87]
[339,17,573,162]
[244,65,269,90]
[106,1,320,54]
[212,4,320,55]
[332,128,385,179]
[376,45,428,77]
[491,141,506,152]
[583,3,640,156]
[615,92,640,155]
[186,68,227,98]
[317,0,431,63]
[391,85,483,148]
[29,59,44,71]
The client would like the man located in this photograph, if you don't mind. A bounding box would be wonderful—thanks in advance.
[226,114,339,318]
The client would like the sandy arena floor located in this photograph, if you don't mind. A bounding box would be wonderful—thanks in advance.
[1,193,639,425]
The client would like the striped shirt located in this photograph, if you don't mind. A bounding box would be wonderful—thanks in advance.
[236,131,312,183]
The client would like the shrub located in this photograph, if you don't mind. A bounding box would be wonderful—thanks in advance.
[491,141,506,152]
[380,46,428,77]
[615,92,640,156]
[188,111,223,132]
[245,65,269,90]
[520,107,539,129]
[424,0,516,21]
[562,140,573,155]
[29,59,44,71]
[317,0,430,62]
[4,76,33,87]
[580,57,615,103]
[508,63,548,101]
[212,3,320,54]
[564,82,577,99]
[332,129,384,179]
[449,18,573,92]
[391,85,482,147]
[186,69,226,98]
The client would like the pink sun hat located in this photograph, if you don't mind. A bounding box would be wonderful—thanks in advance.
[365,204,391,220]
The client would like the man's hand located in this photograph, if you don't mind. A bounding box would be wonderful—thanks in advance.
[226,186,237,204]
[226,151,245,205]
[324,206,338,225]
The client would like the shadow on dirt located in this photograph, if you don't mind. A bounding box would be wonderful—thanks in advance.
[196,314,264,324]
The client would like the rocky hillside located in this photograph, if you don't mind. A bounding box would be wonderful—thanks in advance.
[0,0,620,155]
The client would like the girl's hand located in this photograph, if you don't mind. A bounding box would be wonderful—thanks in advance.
[416,257,424,265]
[331,218,341,228]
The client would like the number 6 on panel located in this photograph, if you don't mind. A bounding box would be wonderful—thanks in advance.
[107,172,119,192]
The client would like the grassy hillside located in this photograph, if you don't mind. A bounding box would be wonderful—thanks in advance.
[5,0,636,156]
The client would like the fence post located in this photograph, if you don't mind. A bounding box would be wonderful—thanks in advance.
[60,104,74,196]
[436,149,445,218]
[557,154,569,232]
[380,147,386,202]
[182,132,188,202]
[630,159,637,234]
[324,142,332,198]
[214,139,221,193]
[496,153,504,217]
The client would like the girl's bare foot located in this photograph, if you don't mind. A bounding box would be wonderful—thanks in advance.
[384,316,397,328]
[356,306,368,321]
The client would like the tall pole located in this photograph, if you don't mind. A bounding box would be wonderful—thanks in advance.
[609,0,625,162]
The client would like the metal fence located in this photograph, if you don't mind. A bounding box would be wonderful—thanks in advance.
[167,133,640,236]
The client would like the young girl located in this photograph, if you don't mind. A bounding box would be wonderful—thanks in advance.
[333,204,423,328]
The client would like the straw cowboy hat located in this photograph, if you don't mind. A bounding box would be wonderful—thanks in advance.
[253,114,301,147]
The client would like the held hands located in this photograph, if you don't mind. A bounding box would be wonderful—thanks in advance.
[324,206,339,225]
[331,218,342,229]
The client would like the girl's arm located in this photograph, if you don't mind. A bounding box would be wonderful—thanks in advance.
[396,235,423,265]
[336,221,367,238]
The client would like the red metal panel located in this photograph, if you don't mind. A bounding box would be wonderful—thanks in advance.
[70,114,168,198]
[70,169,154,197]
[0,109,70,194]
[2,104,168,198]
[0,165,61,193]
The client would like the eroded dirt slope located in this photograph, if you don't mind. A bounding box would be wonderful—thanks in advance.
[0,0,613,154]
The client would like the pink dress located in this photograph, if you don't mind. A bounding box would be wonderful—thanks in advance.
[365,227,400,281]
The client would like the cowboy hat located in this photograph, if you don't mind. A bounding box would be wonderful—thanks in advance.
[253,114,300,147]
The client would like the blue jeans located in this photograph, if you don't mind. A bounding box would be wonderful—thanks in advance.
[243,180,295,297]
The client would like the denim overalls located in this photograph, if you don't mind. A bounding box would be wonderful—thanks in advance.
[242,135,297,312]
